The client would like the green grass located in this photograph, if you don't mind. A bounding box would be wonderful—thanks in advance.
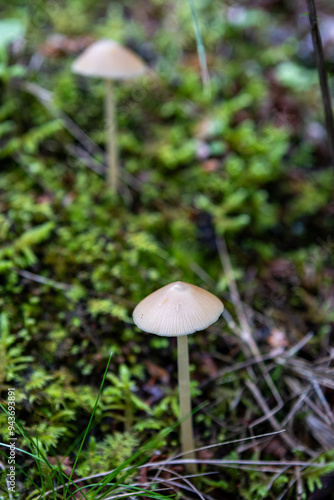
[0,352,175,499]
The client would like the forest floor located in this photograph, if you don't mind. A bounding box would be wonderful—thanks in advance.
[1,1,334,499]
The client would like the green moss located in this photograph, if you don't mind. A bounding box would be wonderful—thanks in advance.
[0,1,333,497]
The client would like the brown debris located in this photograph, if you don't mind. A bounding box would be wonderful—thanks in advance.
[38,34,95,58]
[268,258,296,280]
[260,71,303,132]
[202,159,222,172]
[267,328,289,349]
[144,359,170,385]
[262,437,288,459]
[48,456,87,499]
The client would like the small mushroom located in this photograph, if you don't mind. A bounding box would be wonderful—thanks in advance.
[133,281,224,473]
[72,39,147,192]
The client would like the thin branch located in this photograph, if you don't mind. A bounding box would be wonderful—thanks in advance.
[200,349,284,389]
[19,81,105,157]
[16,269,72,291]
[245,380,313,455]
[311,379,334,426]
[216,237,283,414]
[306,0,334,171]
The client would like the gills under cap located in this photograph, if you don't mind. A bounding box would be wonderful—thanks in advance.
[72,39,147,80]
[133,281,224,337]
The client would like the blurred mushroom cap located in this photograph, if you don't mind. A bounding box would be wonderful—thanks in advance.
[133,281,224,337]
[72,39,147,80]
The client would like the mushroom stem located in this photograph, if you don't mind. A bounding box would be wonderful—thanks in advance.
[105,79,118,192]
[177,335,197,474]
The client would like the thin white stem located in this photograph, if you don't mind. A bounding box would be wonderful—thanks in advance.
[105,79,118,192]
[177,335,197,474]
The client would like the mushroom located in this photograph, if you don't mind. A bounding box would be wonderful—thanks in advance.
[133,281,224,473]
[72,39,147,192]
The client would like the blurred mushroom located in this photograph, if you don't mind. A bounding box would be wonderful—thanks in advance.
[72,39,147,192]
[133,281,224,473]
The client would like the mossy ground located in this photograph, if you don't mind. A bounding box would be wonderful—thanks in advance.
[1,1,334,499]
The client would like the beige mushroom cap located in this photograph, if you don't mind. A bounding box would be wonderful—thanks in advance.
[133,281,224,337]
[72,39,147,80]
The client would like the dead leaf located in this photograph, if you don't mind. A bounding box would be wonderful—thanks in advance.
[144,359,170,384]
[38,34,94,58]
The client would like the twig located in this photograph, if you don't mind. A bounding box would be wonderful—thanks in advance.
[66,145,105,175]
[19,81,143,192]
[189,261,217,289]
[200,348,284,389]
[66,144,142,191]
[283,375,332,427]
[15,268,136,307]
[216,237,252,345]
[280,382,312,428]
[16,269,72,291]
[245,380,311,454]
[306,414,334,450]
[266,465,291,493]
[42,452,332,498]
[284,331,314,358]
[306,0,334,171]
[311,379,334,426]
[295,465,303,500]
[216,237,283,414]
[276,356,334,390]
[19,81,105,157]
[151,467,207,500]
[305,394,333,427]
